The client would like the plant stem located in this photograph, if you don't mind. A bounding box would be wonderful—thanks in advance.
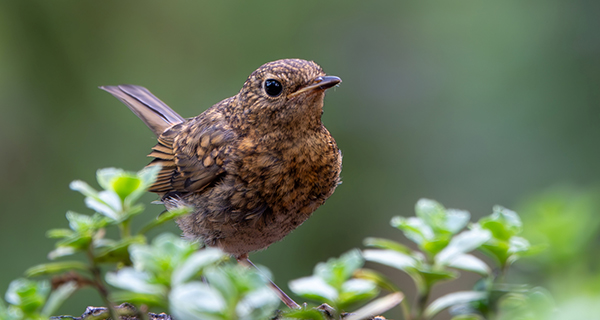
[86,249,118,320]
[413,284,431,320]
[119,218,131,239]
[400,296,412,320]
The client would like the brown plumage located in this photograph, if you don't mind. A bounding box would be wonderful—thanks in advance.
[100,59,342,257]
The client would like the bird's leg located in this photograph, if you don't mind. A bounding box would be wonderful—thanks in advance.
[237,254,301,309]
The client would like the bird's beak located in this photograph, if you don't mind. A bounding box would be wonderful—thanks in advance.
[288,76,342,98]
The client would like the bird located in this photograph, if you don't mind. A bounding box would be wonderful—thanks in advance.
[100,59,342,306]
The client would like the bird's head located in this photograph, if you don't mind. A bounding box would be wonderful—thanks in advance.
[236,59,341,129]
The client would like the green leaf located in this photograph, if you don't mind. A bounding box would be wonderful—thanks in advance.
[421,237,452,257]
[47,246,77,260]
[5,279,50,314]
[508,236,530,255]
[65,211,106,233]
[283,308,327,320]
[339,279,378,308]
[443,209,471,234]
[105,268,167,295]
[424,291,487,319]
[129,233,199,285]
[25,261,90,277]
[479,206,522,241]
[138,204,193,235]
[69,180,99,199]
[84,191,121,220]
[446,254,490,276]
[93,235,146,264]
[41,281,77,317]
[353,269,400,292]
[363,249,417,272]
[314,249,364,289]
[96,166,160,208]
[127,165,161,206]
[392,216,434,245]
[343,292,404,320]
[288,276,338,302]
[109,291,167,308]
[46,229,74,239]
[363,237,412,254]
[235,287,280,320]
[111,175,141,202]
[172,248,225,286]
[420,268,458,288]
[169,282,226,320]
[435,229,491,266]
[415,198,447,227]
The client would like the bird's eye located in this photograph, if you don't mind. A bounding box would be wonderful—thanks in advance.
[264,79,283,97]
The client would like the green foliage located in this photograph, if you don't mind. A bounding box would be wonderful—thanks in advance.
[0,168,552,320]
[0,279,76,320]
[106,234,279,320]
[363,199,545,320]
[288,250,378,314]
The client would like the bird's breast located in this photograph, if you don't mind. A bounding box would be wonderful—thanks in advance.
[234,129,340,213]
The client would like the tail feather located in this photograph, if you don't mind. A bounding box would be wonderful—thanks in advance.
[100,84,185,136]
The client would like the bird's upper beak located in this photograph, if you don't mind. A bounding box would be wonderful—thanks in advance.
[288,76,342,98]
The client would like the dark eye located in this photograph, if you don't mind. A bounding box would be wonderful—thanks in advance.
[264,79,283,97]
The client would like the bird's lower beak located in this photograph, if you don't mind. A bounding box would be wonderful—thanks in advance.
[288,76,342,98]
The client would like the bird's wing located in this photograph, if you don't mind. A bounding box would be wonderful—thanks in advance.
[147,117,235,194]
[100,85,185,136]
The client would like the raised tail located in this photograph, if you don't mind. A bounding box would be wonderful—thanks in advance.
[100,84,185,136]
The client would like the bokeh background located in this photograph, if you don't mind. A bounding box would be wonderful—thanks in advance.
[1,1,599,318]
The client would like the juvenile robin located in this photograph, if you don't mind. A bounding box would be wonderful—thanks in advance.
[100,59,342,282]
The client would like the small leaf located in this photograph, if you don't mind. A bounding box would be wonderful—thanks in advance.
[436,229,491,265]
[25,261,90,277]
[363,237,412,254]
[447,254,490,276]
[46,229,74,239]
[391,216,434,245]
[363,249,417,271]
[112,175,141,202]
[126,165,161,206]
[129,233,199,285]
[289,276,338,302]
[339,279,378,308]
[105,268,167,295]
[84,196,119,220]
[169,282,226,319]
[172,248,226,286]
[424,291,487,319]
[109,291,167,307]
[479,206,522,241]
[235,287,280,320]
[343,292,404,320]
[444,209,471,234]
[314,249,364,288]
[415,199,447,227]
[94,235,146,264]
[138,205,193,235]
[420,268,458,287]
[69,180,98,199]
[47,246,77,260]
[41,282,77,317]
[5,279,50,314]
[283,308,327,320]
[96,168,123,191]
[353,268,400,292]
[508,236,530,255]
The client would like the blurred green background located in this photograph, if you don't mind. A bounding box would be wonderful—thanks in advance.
[1,1,599,318]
